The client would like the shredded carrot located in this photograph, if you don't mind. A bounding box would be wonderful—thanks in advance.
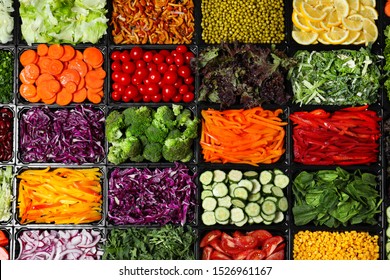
[17,167,103,224]
[200,107,287,166]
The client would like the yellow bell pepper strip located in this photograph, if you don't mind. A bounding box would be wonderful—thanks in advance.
[17,167,102,224]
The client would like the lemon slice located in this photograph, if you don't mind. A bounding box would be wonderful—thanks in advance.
[292,30,319,45]
[306,19,325,32]
[347,0,360,11]
[342,14,364,31]
[360,0,375,7]
[318,33,331,44]
[341,30,361,44]
[301,2,327,22]
[322,28,350,44]
[334,0,350,18]
[292,11,312,32]
[326,9,342,26]
[359,5,378,20]
[362,17,378,44]
[353,31,366,44]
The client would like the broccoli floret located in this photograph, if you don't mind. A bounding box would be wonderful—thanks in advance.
[183,117,200,139]
[145,121,169,144]
[123,106,153,137]
[107,136,142,164]
[166,129,182,140]
[172,104,183,116]
[154,106,176,130]
[139,135,149,147]
[105,110,124,142]
[176,109,192,126]
[143,143,163,162]
[130,154,144,162]
[162,137,193,162]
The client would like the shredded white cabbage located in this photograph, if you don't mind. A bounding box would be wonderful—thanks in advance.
[0,0,14,43]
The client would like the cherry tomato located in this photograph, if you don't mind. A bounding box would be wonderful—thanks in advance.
[111,71,121,82]
[171,50,178,57]
[130,46,143,60]
[111,91,122,101]
[173,78,183,89]
[135,60,147,69]
[138,84,147,95]
[124,85,139,100]
[171,94,182,103]
[184,51,195,64]
[165,55,174,65]
[120,51,131,62]
[200,230,222,248]
[151,93,162,103]
[131,75,143,85]
[143,51,154,63]
[168,64,178,72]
[112,82,122,92]
[188,85,195,92]
[159,49,170,57]
[147,62,157,72]
[201,246,213,260]
[117,73,131,86]
[135,68,149,80]
[122,61,136,74]
[148,70,161,84]
[142,94,152,102]
[177,65,191,78]
[111,61,122,72]
[133,94,143,102]
[110,50,121,61]
[184,76,194,85]
[161,85,176,100]
[182,92,194,102]
[163,71,178,85]
[121,94,131,102]
[176,45,188,53]
[146,84,160,95]
[153,53,165,65]
[157,63,168,74]
[162,94,171,102]
[143,78,152,86]
[179,84,189,95]
[116,84,126,94]
[174,53,185,66]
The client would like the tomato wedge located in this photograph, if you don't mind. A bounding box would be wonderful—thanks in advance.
[246,249,266,260]
[0,231,8,247]
[200,230,222,248]
[265,250,285,260]
[232,230,245,238]
[262,236,284,257]
[233,249,256,260]
[202,246,213,260]
[247,229,273,247]
[210,250,232,260]
[209,239,227,255]
[233,235,258,250]
[221,233,243,255]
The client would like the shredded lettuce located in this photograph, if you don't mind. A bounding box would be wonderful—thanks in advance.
[0,0,14,43]
[19,0,108,45]
[0,166,13,222]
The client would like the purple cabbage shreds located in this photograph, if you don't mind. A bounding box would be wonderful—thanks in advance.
[19,105,105,164]
[108,163,196,226]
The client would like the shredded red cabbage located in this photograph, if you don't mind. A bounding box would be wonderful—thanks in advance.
[108,163,196,226]
[19,105,105,164]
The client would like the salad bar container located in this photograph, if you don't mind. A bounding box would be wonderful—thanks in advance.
[1,0,390,260]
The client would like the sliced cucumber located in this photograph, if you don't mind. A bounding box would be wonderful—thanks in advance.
[387,227,390,239]
[250,179,261,194]
[235,215,248,227]
[252,215,264,224]
[231,207,245,223]
[214,206,230,222]
[202,184,212,190]
[274,174,289,189]
[273,211,284,223]
[212,182,228,197]
[248,192,261,202]
[202,197,217,211]
[261,212,276,222]
[264,196,278,203]
[258,197,265,205]
[262,184,273,195]
[213,170,226,183]
[259,170,273,185]
[386,242,390,254]
[217,196,232,208]
[248,217,254,224]
[217,219,229,225]
[387,206,390,218]
[202,211,216,226]
[271,186,284,198]
[238,179,253,192]
[201,190,213,200]
[273,168,284,175]
[229,183,239,196]
[244,170,259,179]
[263,219,272,225]
[231,198,246,208]
[233,187,249,200]
[228,169,243,182]
[245,202,261,217]
[261,200,277,215]
[199,171,213,185]
[277,197,289,212]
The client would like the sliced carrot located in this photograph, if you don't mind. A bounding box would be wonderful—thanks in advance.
[47,59,64,75]
[86,86,103,94]
[37,57,53,74]
[37,84,56,100]
[77,77,85,90]
[20,83,37,99]
[23,64,40,80]
[64,81,77,94]
[19,69,36,85]
[26,94,41,103]
[85,70,104,89]
[37,44,49,57]
[93,67,106,79]
[60,45,76,62]
[72,88,87,103]
[87,90,103,104]
[386,1,390,17]
[75,50,83,60]
[59,69,81,86]
[20,49,38,67]
[83,47,104,68]
[48,44,64,60]
[56,88,73,106]
[42,94,57,105]
[46,79,61,94]
[68,58,88,78]
[35,73,55,87]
